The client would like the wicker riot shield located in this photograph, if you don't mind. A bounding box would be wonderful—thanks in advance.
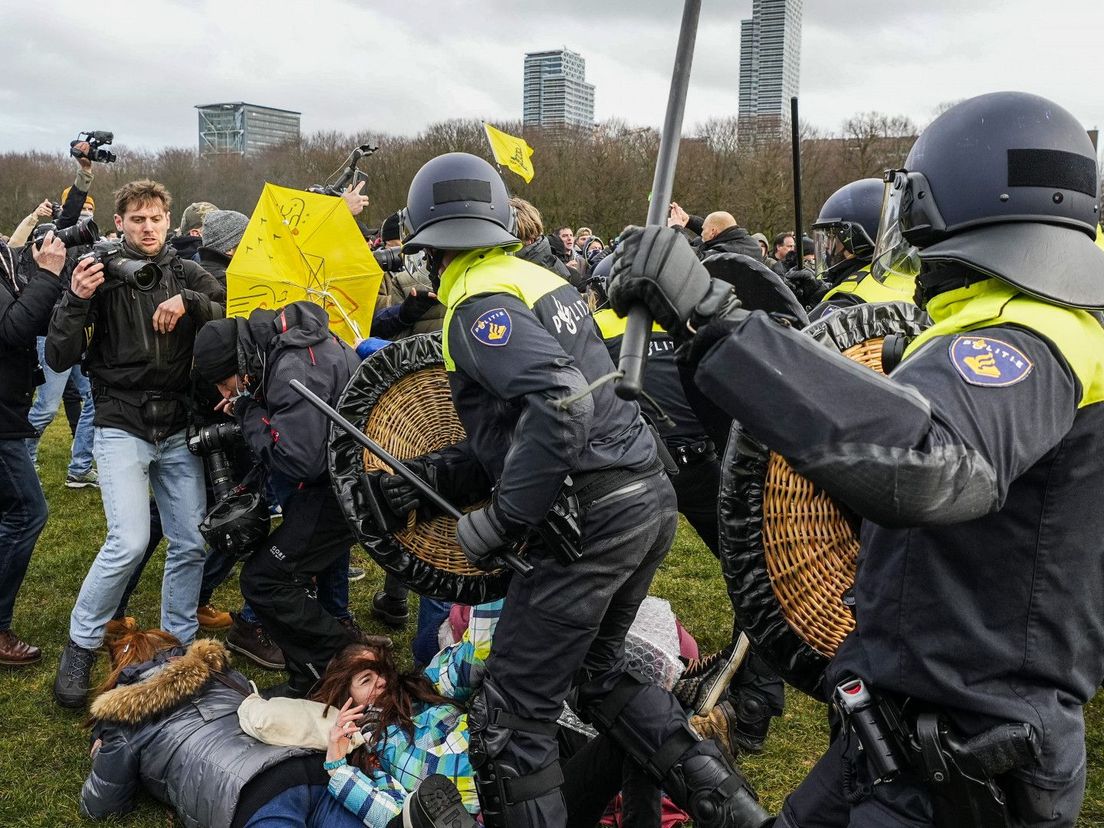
[718,302,929,700]
[329,333,510,604]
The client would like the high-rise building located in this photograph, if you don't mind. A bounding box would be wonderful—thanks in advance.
[738,0,803,140]
[523,48,595,128]
[196,102,301,156]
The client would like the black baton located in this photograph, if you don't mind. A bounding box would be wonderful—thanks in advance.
[289,379,533,577]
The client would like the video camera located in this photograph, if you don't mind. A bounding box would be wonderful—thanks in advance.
[308,143,378,197]
[32,216,100,250]
[69,131,116,164]
[187,421,270,559]
[77,238,161,292]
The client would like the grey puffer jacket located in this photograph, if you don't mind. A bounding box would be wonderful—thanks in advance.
[81,640,314,828]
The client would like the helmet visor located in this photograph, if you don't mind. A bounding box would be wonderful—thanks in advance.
[813,226,850,276]
[871,172,921,285]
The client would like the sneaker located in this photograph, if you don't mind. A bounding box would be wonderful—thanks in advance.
[347,566,366,582]
[54,640,97,708]
[225,613,286,670]
[65,469,99,488]
[673,635,749,716]
[339,614,393,649]
[403,774,477,828]
[197,603,233,631]
[690,698,771,763]
[371,590,409,628]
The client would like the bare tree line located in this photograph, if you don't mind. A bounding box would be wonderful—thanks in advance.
[0,113,925,244]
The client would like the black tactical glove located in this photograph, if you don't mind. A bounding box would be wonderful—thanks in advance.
[783,267,828,307]
[376,458,436,517]
[608,225,741,342]
[397,288,439,325]
[456,501,525,572]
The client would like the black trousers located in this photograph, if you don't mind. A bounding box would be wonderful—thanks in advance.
[480,471,686,826]
[241,483,355,693]
[672,454,785,716]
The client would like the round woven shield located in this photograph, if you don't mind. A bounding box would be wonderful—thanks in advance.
[330,333,510,604]
[718,301,929,700]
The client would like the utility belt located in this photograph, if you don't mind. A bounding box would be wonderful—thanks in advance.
[666,438,716,469]
[531,456,666,568]
[833,677,1041,828]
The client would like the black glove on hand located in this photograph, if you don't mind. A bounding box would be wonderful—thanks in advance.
[783,268,826,306]
[608,225,716,336]
[376,458,436,518]
[397,288,439,325]
[457,501,524,572]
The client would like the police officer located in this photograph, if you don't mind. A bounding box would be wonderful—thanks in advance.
[393,152,768,828]
[608,91,1104,826]
[587,256,785,756]
[803,178,917,320]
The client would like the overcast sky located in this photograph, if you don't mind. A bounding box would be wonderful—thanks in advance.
[2,0,1102,154]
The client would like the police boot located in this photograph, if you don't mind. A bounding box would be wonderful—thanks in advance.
[664,737,772,828]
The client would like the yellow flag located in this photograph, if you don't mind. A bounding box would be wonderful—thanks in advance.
[226,183,383,346]
[483,123,535,183]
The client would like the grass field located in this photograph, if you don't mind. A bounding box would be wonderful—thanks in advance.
[2,420,1102,826]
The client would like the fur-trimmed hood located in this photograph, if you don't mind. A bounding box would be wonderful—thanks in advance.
[90,639,232,725]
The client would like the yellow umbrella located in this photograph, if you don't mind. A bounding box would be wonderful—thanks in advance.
[226,183,383,344]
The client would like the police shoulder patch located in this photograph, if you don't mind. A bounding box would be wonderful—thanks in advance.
[948,335,1033,387]
[471,307,512,346]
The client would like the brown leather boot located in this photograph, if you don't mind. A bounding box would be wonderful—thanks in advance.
[0,629,42,666]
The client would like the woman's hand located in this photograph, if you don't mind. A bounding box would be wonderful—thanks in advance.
[326,698,366,768]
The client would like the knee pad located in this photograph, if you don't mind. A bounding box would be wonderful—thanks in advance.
[469,677,564,828]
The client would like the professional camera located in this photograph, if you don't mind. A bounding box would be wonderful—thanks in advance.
[32,216,100,249]
[77,238,160,292]
[373,246,405,272]
[187,421,270,558]
[70,130,117,164]
[187,422,244,501]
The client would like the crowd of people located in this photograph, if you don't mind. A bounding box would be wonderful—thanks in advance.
[1,90,1103,828]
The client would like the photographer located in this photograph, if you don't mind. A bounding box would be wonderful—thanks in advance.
[47,179,225,708]
[0,231,66,665]
[192,300,363,698]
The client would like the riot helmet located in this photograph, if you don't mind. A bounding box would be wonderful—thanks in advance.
[401,152,519,254]
[199,490,271,560]
[811,178,882,278]
[887,91,1104,309]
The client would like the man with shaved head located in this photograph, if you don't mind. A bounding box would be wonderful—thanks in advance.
[668,202,763,261]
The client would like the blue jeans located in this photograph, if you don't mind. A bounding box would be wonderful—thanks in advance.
[25,337,95,476]
[0,439,49,630]
[242,783,368,827]
[69,427,206,649]
[413,597,453,667]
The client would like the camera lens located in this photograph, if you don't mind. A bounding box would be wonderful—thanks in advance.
[130,263,160,291]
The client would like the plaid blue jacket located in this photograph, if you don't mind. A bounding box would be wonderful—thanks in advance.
[328,600,502,826]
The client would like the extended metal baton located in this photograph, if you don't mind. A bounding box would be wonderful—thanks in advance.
[290,379,533,577]
[616,0,702,400]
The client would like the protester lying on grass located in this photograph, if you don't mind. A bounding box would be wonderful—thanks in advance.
[81,627,368,828]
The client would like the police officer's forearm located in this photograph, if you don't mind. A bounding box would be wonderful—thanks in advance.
[692,314,1001,527]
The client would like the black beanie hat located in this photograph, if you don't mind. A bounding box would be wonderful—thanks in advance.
[381,211,402,242]
[193,319,241,383]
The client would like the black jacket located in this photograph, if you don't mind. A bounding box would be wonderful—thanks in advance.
[0,244,64,438]
[170,233,203,261]
[694,285,1104,789]
[233,302,361,484]
[439,247,655,526]
[82,640,316,828]
[698,226,763,261]
[46,241,225,441]
[516,236,573,281]
[197,246,231,289]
